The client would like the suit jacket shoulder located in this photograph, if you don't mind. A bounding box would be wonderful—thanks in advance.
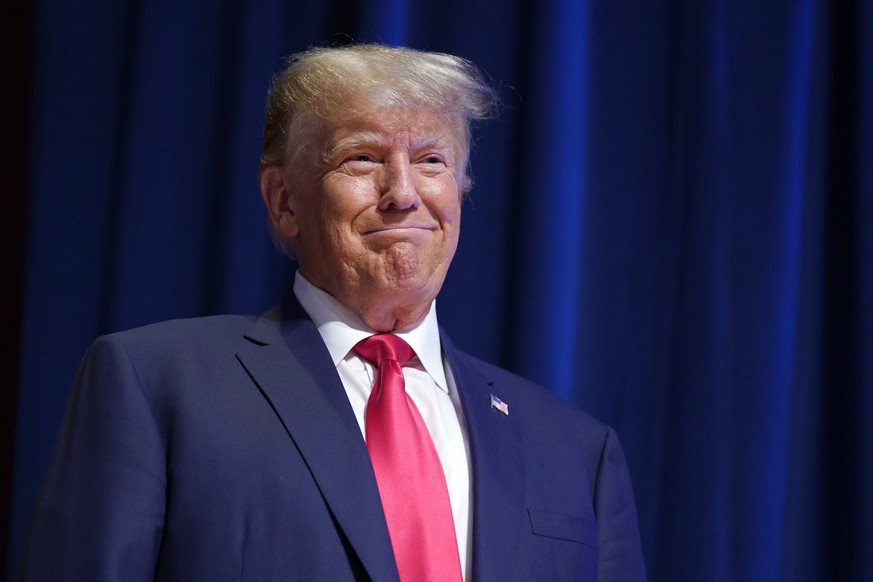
[19,309,397,582]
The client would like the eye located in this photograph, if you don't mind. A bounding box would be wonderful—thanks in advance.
[339,153,380,173]
[342,153,377,164]
[417,154,447,166]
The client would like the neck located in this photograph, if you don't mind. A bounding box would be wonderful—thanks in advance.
[355,300,432,333]
[295,268,440,333]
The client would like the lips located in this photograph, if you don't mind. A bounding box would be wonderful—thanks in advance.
[362,224,437,235]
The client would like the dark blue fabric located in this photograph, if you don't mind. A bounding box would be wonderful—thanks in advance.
[13,0,873,580]
[16,292,645,581]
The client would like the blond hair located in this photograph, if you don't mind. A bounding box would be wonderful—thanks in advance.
[260,44,499,192]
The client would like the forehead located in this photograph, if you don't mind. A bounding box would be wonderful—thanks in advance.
[322,104,466,151]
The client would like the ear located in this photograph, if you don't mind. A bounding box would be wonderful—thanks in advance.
[259,165,299,238]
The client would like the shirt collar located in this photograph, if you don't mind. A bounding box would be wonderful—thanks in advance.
[293,271,448,393]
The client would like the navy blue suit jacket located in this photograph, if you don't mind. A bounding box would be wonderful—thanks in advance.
[19,293,646,581]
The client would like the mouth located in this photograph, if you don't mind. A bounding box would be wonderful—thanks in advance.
[362,225,437,235]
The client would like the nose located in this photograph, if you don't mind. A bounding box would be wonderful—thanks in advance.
[378,157,421,210]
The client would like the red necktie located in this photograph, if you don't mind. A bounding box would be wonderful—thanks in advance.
[354,334,463,582]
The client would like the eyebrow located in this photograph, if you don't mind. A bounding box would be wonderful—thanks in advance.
[324,131,386,161]
[322,131,457,163]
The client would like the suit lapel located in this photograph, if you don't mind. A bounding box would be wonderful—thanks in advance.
[236,295,399,582]
[234,294,527,582]
[442,333,527,582]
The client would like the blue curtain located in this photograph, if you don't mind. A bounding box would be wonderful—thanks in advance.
[13,0,873,580]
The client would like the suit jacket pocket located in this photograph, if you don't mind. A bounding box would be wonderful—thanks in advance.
[527,508,598,550]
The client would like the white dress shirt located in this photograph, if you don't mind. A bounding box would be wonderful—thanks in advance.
[293,272,472,579]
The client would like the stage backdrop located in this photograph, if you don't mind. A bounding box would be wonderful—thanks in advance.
[12,0,873,580]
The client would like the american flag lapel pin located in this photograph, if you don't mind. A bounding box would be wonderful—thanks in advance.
[490,394,509,416]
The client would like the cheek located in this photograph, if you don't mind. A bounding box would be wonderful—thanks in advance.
[423,177,462,222]
[438,192,463,228]
[318,187,375,246]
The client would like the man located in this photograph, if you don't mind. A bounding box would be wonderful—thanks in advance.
[18,44,646,581]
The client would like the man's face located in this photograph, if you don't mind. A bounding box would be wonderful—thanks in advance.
[267,105,465,330]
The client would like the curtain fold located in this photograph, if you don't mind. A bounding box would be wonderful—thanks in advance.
[12,0,872,579]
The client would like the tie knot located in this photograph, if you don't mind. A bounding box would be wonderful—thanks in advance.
[353,334,415,367]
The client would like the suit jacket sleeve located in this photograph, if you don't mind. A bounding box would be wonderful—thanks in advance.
[595,426,647,581]
[18,335,166,581]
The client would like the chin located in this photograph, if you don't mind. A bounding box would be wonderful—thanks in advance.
[376,246,445,283]
[379,265,445,298]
